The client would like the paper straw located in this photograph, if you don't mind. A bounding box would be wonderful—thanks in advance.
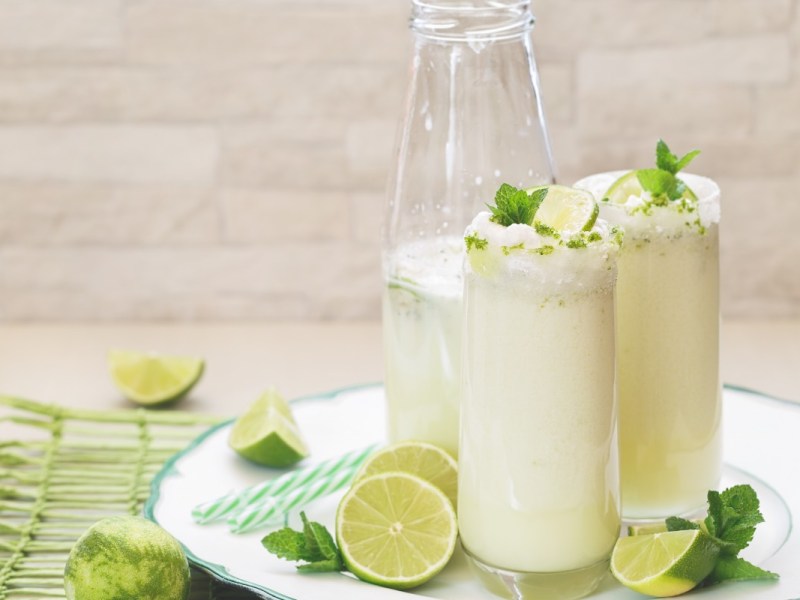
[230,465,359,533]
[192,444,378,524]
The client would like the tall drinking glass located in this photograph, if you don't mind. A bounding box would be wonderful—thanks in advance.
[458,204,621,599]
[383,0,555,457]
[575,171,722,521]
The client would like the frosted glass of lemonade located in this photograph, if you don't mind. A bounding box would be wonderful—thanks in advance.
[575,145,722,521]
[459,185,621,600]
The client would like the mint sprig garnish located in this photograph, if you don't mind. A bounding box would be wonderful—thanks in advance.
[636,139,699,204]
[488,184,548,227]
[261,512,343,573]
[667,484,778,585]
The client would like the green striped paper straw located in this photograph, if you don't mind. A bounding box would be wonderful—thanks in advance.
[192,444,378,524]
[230,465,359,533]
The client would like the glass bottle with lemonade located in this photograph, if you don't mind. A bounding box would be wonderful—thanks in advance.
[383,0,555,457]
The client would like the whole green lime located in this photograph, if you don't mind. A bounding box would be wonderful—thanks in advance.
[64,515,190,600]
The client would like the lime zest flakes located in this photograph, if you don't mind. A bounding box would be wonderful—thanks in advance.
[501,242,525,256]
[487,184,548,227]
[464,232,488,252]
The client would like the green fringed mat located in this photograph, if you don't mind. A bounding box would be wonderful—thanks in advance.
[0,396,259,600]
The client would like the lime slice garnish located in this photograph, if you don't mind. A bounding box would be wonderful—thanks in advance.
[336,471,458,590]
[355,441,458,507]
[605,170,698,204]
[528,184,599,236]
[611,530,719,597]
[108,350,204,406]
[228,389,309,468]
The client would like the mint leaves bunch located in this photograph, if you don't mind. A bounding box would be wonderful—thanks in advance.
[636,139,700,206]
[666,484,778,585]
[487,184,548,226]
[261,512,342,573]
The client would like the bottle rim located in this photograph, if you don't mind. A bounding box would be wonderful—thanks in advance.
[411,0,534,42]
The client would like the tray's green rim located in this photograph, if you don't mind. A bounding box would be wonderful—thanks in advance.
[144,382,797,600]
[143,382,382,600]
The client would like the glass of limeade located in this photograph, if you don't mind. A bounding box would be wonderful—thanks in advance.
[458,185,621,600]
[574,167,722,521]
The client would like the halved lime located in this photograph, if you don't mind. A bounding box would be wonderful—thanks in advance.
[354,441,457,507]
[108,350,204,406]
[228,389,309,468]
[528,184,599,236]
[605,170,698,204]
[611,529,719,597]
[336,471,458,590]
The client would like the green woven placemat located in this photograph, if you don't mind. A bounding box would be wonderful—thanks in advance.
[0,396,259,600]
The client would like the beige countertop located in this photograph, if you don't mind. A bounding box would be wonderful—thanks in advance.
[0,319,798,417]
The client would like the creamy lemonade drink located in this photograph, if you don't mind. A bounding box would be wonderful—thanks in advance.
[383,238,462,457]
[575,141,722,520]
[459,184,621,600]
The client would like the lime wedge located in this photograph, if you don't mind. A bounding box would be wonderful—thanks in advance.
[611,530,719,597]
[108,350,204,406]
[336,472,458,590]
[605,170,698,204]
[528,184,599,236]
[228,389,309,468]
[355,441,457,507]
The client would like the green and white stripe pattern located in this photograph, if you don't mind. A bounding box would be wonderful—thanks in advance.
[230,465,359,533]
[192,444,378,525]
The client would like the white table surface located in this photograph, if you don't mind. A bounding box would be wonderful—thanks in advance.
[0,319,798,416]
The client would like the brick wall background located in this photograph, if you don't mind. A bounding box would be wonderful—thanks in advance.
[0,0,797,320]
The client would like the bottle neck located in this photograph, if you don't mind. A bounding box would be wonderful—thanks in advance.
[410,0,534,42]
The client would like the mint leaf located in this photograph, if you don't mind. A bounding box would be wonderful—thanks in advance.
[707,556,779,584]
[655,139,700,174]
[261,512,343,573]
[656,139,679,173]
[711,485,764,555]
[488,184,547,227]
[636,169,683,203]
[261,528,307,561]
[675,149,701,173]
[666,516,700,532]
[301,512,342,566]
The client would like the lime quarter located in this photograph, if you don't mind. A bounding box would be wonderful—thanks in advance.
[228,389,309,468]
[611,529,719,597]
[355,441,458,507]
[108,350,204,406]
[336,471,458,590]
[528,184,599,236]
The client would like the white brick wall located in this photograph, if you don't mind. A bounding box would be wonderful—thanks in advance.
[0,0,797,320]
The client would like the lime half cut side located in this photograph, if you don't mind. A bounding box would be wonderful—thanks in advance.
[528,184,599,236]
[611,529,719,597]
[354,441,458,507]
[228,389,309,468]
[336,471,458,590]
[108,350,204,406]
[605,170,698,204]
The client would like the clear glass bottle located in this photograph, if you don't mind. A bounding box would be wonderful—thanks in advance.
[382,0,555,457]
